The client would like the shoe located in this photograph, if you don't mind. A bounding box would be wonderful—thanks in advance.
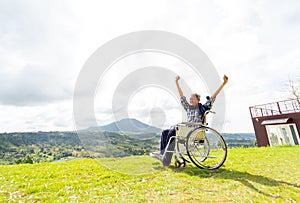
[149,152,162,160]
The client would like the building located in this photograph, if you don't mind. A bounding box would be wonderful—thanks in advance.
[249,99,300,147]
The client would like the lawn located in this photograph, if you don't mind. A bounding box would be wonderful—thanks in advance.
[0,146,299,202]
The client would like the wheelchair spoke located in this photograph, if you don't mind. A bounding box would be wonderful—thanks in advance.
[186,126,227,169]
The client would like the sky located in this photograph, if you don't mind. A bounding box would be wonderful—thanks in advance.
[0,0,300,133]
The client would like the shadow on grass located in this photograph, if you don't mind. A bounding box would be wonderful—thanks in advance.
[169,166,300,199]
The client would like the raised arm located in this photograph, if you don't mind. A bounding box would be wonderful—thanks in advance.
[175,75,183,97]
[211,75,228,99]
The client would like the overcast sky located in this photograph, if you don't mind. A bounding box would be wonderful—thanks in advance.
[1,0,300,133]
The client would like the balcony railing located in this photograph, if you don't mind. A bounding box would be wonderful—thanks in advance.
[249,99,300,118]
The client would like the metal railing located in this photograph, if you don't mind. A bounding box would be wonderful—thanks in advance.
[249,99,300,118]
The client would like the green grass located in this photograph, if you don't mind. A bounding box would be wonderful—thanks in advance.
[0,146,300,202]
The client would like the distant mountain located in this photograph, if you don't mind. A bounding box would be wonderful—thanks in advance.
[222,133,256,147]
[222,133,256,140]
[88,118,162,133]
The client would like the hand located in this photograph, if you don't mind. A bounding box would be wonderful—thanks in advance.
[176,75,180,82]
[223,75,228,84]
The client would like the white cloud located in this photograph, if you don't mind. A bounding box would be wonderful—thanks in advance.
[0,63,73,106]
[0,0,80,106]
[0,101,73,132]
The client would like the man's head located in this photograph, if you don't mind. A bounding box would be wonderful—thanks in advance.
[190,93,200,106]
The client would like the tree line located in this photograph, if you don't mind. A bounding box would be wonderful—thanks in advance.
[0,131,160,164]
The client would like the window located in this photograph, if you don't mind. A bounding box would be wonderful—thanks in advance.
[265,124,300,146]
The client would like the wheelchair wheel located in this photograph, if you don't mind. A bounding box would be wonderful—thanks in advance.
[174,159,186,168]
[186,126,227,169]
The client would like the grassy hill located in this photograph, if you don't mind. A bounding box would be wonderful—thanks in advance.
[0,146,299,202]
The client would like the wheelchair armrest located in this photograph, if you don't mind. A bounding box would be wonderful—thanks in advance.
[179,122,204,126]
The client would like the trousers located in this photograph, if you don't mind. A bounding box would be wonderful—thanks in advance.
[160,128,176,166]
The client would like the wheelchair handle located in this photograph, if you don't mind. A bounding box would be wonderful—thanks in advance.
[204,110,216,115]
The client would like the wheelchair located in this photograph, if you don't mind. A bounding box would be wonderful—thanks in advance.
[161,111,227,170]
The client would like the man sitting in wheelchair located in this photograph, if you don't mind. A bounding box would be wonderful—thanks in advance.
[150,74,228,166]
